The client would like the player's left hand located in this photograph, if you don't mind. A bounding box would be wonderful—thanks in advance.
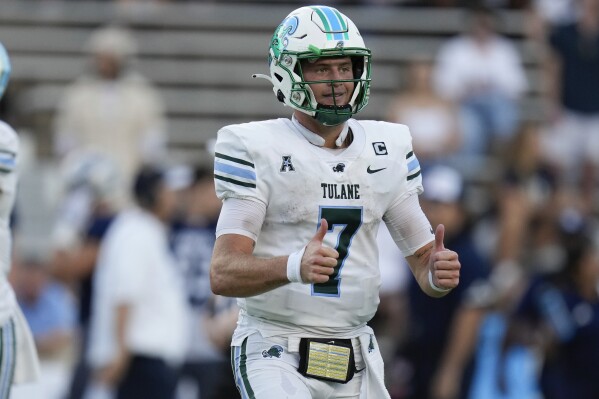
[429,224,460,291]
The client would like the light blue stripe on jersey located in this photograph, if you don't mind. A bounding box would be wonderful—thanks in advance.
[215,160,256,181]
[407,157,420,173]
[0,152,15,173]
[318,6,344,40]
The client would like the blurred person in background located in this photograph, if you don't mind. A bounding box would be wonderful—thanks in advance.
[86,165,188,399]
[395,165,492,399]
[434,5,527,159]
[372,223,412,397]
[170,163,238,399]
[526,0,578,42]
[506,217,599,399]
[542,0,599,206]
[47,150,122,399]
[0,41,40,398]
[54,25,167,204]
[11,255,77,399]
[495,121,559,266]
[386,57,462,168]
[461,123,561,399]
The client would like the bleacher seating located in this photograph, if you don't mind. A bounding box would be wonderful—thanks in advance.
[0,0,541,156]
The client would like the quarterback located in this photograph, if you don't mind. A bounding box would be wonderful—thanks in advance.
[210,6,461,399]
[0,43,40,397]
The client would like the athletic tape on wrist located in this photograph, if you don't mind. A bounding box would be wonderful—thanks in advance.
[287,247,306,283]
[428,270,452,293]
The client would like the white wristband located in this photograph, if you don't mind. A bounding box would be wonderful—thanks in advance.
[287,246,306,283]
[428,270,452,293]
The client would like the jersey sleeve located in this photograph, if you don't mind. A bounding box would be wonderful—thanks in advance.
[391,126,424,206]
[213,127,267,205]
[404,146,423,196]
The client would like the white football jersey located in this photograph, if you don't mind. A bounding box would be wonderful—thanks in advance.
[0,120,18,275]
[0,120,19,326]
[214,118,423,335]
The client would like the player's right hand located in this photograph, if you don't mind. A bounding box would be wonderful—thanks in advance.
[300,219,339,283]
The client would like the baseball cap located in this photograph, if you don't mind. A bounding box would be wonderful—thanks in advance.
[421,165,464,203]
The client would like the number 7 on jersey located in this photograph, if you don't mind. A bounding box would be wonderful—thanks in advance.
[312,206,363,297]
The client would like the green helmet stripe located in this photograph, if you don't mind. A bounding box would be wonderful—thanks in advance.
[310,7,333,40]
[332,9,350,40]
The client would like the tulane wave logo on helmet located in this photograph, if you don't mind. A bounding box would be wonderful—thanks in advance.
[271,16,299,59]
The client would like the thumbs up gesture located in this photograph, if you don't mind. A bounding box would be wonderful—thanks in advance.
[429,224,460,292]
[300,219,339,284]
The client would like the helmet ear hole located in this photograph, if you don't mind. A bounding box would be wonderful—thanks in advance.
[352,56,364,79]
[274,73,284,82]
[276,90,285,103]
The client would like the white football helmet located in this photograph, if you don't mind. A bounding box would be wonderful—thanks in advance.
[0,42,11,100]
[257,6,372,126]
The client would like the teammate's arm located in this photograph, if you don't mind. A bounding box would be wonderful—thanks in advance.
[210,198,338,297]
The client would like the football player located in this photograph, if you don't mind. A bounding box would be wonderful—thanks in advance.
[209,6,461,398]
[0,42,40,397]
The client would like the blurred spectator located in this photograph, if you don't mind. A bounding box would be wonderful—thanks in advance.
[495,122,559,265]
[373,223,411,398]
[86,165,188,399]
[11,256,77,399]
[47,150,122,399]
[386,57,462,167]
[12,258,75,359]
[508,220,599,399]
[394,165,492,399]
[170,164,238,399]
[463,124,560,399]
[434,5,527,157]
[533,0,578,29]
[50,150,122,255]
[54,25,167,204]
[542,0,599,199]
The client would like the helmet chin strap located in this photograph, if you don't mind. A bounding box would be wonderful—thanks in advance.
[314,104,353,127]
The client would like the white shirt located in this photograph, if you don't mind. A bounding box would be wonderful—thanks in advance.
[434,35,528,100]
[87,208,187,368]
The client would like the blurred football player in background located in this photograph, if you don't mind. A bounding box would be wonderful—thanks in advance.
[0,42,40,398]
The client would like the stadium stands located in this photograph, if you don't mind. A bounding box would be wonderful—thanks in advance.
[0,1,541,154]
